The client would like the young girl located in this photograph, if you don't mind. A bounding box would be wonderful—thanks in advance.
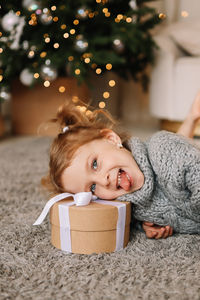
[42,92,200,239]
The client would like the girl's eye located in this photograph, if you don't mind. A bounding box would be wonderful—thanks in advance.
[90,183,96,193]
[92,159,98,170]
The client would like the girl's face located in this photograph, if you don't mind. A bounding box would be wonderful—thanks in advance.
[61,130,144,200]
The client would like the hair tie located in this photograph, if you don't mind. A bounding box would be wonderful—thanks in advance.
[62,126,70,133]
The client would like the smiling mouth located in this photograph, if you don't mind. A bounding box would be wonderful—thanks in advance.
[117,168,132,191]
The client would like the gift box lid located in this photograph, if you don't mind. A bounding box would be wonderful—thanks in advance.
[50,198,131,232]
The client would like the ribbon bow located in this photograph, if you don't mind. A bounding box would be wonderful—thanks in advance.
[33,192,96,226]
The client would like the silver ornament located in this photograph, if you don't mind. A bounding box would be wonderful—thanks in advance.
[39,9,53,25]
[20,69,35,86]
[113,38,125,53]
[45,59,51,66]
[40,65,58,81]
[129,0,137,10]
[1,11,20,32]
[74,35,88,52]
[132,15,137,24]
[0,88,11,101]
[77,7,87,19]
[22,0,41,11]
[23,40,29,50]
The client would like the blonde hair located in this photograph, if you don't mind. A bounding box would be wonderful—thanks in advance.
[41,99,130,195]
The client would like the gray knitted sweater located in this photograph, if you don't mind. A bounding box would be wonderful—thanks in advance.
[118,131,200,234]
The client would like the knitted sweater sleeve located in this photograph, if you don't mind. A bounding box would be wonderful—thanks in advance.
[147,131,200,222]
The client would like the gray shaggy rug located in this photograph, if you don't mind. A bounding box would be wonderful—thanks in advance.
[0,136,200,300]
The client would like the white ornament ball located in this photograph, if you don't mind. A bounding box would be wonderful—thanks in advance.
[77,7,87,19]
[75,35,88,52]
[39,10,53,25]
[22,0,41,11]
[22,40,29,50]
[20,69,34,86]
[129,0,137,10]
[1,11,20,32]
[0,88,11,101]
[113,38,125,53]
[40,65,58,81]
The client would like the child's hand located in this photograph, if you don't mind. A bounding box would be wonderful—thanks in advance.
[142,222,173,239]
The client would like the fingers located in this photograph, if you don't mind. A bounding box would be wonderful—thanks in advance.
[155,226,173,239]
[143,222,154,227]
[154,227,165,239]
[142,222,173,239]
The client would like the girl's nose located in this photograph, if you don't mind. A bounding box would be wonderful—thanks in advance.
[96,173,110,187]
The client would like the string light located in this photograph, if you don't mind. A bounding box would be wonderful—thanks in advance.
[96,68,102,74]
[75,68,81,75]
[16,11,21,16]
[109,80,115,87]
[61,24,67,29]
[44,80,50,87]
[103,92,110,99]
[115,18,120,23]
[83,53,92,58]
[181,11,189,17]
[53,17,59,22]
[53,43,59,48]
[63,33,69,38]
[103,8,108,13]
[126,17,132,23]
[88,13,95,18]
[0,48,4,53]
[72,96,79,103]
[99,101,106,108]
[0,32,2,37]
[40,51,47,58]
[0,75,3,82]
[45,37,50,43]
[59,86,65,93]
[79,106,87,112]
[105,12,110,17]
[117,14,123,20]
[51,6,56,11]
[84,58,90,63]
[73,19,79,25]
[96,0,101,3]
[91,63,97,69]
[159,13,166,19]
[34,73,39,79]
[28,50,35,58]
[68,56,74,61]
[106,63,112,70]
[86,110,92,117]
[70,29,76,35]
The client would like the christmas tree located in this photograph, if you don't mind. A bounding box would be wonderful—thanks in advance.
[0,0,163,105]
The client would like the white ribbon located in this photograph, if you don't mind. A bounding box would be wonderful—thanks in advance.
[33,192,95,226]
[93,200,126,251]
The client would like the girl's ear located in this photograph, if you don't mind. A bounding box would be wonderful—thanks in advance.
[100,129,122,145]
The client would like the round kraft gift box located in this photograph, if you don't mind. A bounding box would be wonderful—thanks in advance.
[50,199,131,254]
[11,78,90,136]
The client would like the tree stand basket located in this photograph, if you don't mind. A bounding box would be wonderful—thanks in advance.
[11,78,89,136]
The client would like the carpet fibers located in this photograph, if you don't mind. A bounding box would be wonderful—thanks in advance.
[0,136,200,300]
